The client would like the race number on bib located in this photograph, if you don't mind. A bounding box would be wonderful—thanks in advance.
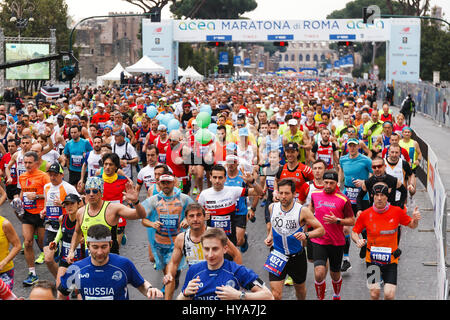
[23,195,37,210]
[370,246,392,265]
[46,206,63,220]
[211,215,231,234]
[264,250,288,276]
[345,187,361,204]
[159,214,179,235]
[71,155,83,167]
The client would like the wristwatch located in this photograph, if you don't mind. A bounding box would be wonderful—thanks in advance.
[336,218,341,225]
[239,291,246,300]
[304,232,309,240]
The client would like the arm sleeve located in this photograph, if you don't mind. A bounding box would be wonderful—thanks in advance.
[356,184,368,212]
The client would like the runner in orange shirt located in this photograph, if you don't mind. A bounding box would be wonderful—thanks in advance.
[351,183,421,300]
[18,151,51,286]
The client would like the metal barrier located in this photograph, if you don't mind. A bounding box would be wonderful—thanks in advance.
[393,81,450,127]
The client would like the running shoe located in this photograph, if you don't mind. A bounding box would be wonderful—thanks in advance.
[121,234,127,245]
[35,252,45,264]
[240,234,249,253]
[23,273,38,286]
[340,260,352,272]
[192,187,199,196]
[21,242,24,254]
[284,276,294,286]
[332,295,341,300]
[260,199,266,207]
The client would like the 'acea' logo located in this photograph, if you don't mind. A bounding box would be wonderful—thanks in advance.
[178,21,216,31]
[346,20,385,30]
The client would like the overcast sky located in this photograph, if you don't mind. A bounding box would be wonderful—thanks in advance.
[66,0,449,21]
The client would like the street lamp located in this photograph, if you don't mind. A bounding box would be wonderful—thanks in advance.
[9,0,35,38]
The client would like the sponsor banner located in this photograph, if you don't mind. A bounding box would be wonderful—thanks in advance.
[233,55,242,66]
[173,19,390,42]
[219,51,229,65]
[387,19,420,84]
[142,19,177,83]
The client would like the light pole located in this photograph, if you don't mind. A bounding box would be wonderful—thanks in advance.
[8,0,35,40]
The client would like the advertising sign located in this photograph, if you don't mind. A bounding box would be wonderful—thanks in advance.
[387,18,420,84]
[6,43,49,80]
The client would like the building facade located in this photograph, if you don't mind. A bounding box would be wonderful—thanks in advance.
[75,12,142,83]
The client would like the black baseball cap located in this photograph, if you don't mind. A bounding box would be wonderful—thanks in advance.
[284,142,299,151]
[63,193,81,204]
[47,162,64,174]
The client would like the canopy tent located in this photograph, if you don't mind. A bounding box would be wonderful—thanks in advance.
[178,67,186,77]
[125,55,165,74]
[96,62,132,86]
[180,65,204,82]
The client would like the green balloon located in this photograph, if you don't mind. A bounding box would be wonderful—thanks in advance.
[196,112,211,129]
[195,128,213,144]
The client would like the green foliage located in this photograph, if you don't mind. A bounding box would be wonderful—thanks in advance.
[420,21,450,81]
[170,0,257,19]
[0,0,71,51]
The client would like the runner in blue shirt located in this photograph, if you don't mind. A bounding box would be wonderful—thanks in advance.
[178,228,273,300]
[57,224,163,300]
[63,125,93,186]
[225,154,250,253]
[338,138,373,273]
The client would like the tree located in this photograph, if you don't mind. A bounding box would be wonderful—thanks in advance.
[327,0,449,81]
[170,0,257,19]
[123,0,171,12]
[0,0,72,93]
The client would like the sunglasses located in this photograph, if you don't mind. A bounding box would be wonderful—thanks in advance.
[85,189,100,194]
[372,164,384,169]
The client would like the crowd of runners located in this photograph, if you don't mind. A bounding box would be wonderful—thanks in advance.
[0,76,423,300]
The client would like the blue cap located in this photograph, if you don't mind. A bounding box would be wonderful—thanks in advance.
[347,138,359,145]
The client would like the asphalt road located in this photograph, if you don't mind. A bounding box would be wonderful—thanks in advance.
[4,106,446,300]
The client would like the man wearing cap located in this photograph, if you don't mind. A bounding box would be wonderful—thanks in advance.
[141,171,193,292]
[352,182,421,300]
[41,162,80,279]
[49,193,84,290]
[67,176,146,262]
[111,129,138,179]
[282,118,311,164]
[91,102,110,133]
[338,137,373,273]
[275,142,314,202]
[63,125,93,186]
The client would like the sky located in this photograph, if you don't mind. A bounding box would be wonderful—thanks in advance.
[65,0,450,22]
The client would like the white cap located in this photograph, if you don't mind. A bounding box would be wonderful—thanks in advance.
[273,107,279,112]
[288,119,298,126]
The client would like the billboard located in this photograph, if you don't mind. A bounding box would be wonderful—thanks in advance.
[173,19,390,43]
[386,19,420,84]
[5,43,49,80]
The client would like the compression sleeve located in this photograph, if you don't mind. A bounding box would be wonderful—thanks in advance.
[54,224,63,244]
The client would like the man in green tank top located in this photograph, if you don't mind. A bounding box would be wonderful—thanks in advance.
[66,176,146,262]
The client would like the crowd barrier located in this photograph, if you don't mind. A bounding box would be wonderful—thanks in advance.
[412,129,448,300]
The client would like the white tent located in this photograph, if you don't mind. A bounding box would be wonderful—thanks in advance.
[96,62,132,86]
[178,67,186,77]
[181,65,204,82]
[125,55,165,74]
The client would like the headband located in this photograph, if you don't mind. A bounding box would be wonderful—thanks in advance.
[87,236,112,243]
[372,184,389,196]
[323,171,339,182]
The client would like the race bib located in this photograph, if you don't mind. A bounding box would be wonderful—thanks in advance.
[46,206,62,220]
[211,215,231,234]
[159,154,166,163]
[264,250,288,276]
[71,155,83,167]
[266,176,275,191]
[345,187,361,204]
[370,246,392,265]
[318,154,331,165]
[159,214,179,235]
[23,194,37,210]
[61,242,82,261]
